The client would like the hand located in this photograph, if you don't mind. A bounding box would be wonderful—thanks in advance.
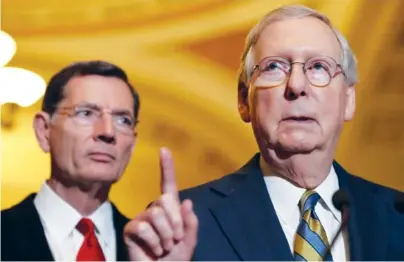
[124,147,198,261]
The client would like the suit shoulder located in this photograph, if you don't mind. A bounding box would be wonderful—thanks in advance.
[179,171,247,204]
[346,172,401,198]
[111,202,130,227]
[341,169,402,216]
[179,155,259,204]
[334,161,401,198]
[1,194,37,242]
[1,194,36,221]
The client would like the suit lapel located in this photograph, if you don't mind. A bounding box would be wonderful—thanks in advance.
[207,157,391,260]
[334,162,390,261]
[17,194,55,261]
[9,195,131,261]
[111,204,129,261]
[209,155,293,261]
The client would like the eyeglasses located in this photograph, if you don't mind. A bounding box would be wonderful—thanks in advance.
[55,104,137,135]
[250,56,345,88]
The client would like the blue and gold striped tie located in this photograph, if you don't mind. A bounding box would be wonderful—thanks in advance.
[294,190,333,261]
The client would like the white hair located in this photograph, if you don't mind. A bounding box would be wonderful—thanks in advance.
[237,5,358,91]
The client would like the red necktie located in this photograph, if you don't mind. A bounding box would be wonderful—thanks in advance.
[76,218,106,261]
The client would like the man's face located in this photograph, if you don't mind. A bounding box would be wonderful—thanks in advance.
[239,17,355,154]
[38,75,137,185]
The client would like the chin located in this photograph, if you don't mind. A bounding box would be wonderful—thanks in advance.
[276,142,316,155]
[79,168,121,184]
[276,132,319,154]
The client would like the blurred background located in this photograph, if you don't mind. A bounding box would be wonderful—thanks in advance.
[1,0,403,218]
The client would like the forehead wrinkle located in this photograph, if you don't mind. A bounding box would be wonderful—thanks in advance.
[62,76,134,114]
[254,18,342,64]
[70,101,134,118]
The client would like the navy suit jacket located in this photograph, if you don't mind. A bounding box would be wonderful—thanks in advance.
[1,193,129,261]
[179,154,404,261]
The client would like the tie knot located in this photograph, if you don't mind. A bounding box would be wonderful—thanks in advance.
[76,218,95,235]
[299,190,320,215]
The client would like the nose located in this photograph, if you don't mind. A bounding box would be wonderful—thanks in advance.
[94,115,116,144]
[285,63,308,100]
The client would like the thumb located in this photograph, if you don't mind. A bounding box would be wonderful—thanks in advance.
[125,242,151,261]
[180,199,198,251]
[123,222,153,261]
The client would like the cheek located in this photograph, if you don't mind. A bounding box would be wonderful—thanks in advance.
[253,89,282,125]
[51,127,86,164]
[118,138,135,163]
[317,88,346,125]
[49,130,73,166]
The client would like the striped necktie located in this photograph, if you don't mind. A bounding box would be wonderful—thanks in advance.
[293,190,333,261]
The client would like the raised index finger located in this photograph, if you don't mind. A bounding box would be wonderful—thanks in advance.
[159,147,178,195]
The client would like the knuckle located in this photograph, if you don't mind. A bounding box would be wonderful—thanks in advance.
[149,200,159,207]
[134,212,145,220]
[135,221,149,235]
[171,216,182,228]
[161,229,174,241]
[123,221,135,235]
[149,238,161,249]
[159,193,171,206]
[150,206,163,218]
[167,193,177,202]
[135,222,161,248]
[194,216,199,227]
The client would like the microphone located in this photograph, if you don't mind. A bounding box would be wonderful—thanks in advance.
[322,190,350,261]
[395,193,404,213]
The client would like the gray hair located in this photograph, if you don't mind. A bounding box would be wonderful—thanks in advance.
[238,5,358,91]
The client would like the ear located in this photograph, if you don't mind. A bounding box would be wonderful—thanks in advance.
[130,126,138,153]
[238,83,251,123]
[132,122,139,138]
[33,112,51,153]
[344,85,356,121]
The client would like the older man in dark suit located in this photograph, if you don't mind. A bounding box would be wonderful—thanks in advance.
[123,4,404,261]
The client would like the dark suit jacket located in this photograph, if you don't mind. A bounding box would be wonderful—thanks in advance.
[1,193,129,261]
[179,153,404,261]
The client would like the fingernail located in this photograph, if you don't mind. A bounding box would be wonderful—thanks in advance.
[165,240,174,251]
[188,200,193,211]
[175,228,184,240]
[155,246,163,256]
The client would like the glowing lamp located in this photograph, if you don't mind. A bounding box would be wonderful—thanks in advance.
[0,30,16,67]
[0,67,46,107]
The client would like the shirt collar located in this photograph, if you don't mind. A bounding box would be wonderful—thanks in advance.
[316,166,341,222]
[34,182,82,240]
[34,182,115,245]
[88,200,115,248]
[260,157,341,226]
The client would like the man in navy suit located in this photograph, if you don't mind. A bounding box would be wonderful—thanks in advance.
[1,61,140,261]
[123,4,404,261]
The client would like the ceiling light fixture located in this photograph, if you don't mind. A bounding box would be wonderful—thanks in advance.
[0,30,46,108]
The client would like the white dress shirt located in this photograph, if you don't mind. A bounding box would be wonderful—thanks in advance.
[260,157,349,261]
[34,182,116,261]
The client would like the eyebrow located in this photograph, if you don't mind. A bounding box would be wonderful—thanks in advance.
[262,50,338,62]
[77,102,134,117]
[113,109,134,118]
